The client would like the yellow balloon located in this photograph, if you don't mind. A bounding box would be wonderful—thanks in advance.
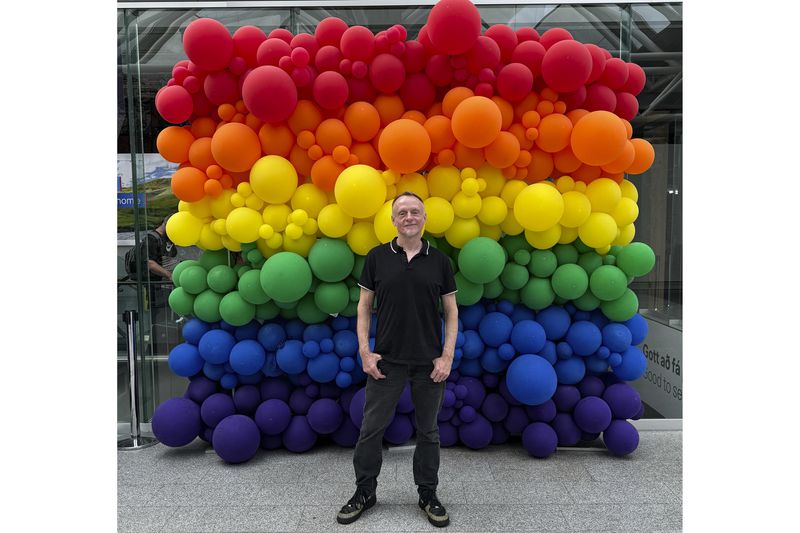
[266,233,283,249]
[560,191,592,228]
[613,223,636,246]
[427,165,461,200]
[461,177,480,196]
[373,201,396,244]
[282,232,316,257]
[212,218,228,235]
[585,178,621,214]
[578,212,618,248]
[500,212,524,236]
[256,238,281,260]
[574,181,587,193]
[198,223,224,250]
[250,155,298,204]
[500,179,528,209]
[452,191,482,218]
[220,234,242,252]
[178,201,190,212]
[479,222,502,240]
[423,197,454,234]
[290,209,309,226]
[230,193,246,208]
[262,204,291,232]
[226,207,262,244]
[245,194,264,211]
[619,179,639,202]
[556,175,575,194]
[187,197,213,220]
[210,189,235,219]
[477,196,508,226]
[476,164,505,197]
[524,225,562,250]
[595,245,611,255]
[285,223,303,240]
[335,164,387,219]
[385,184,397,201]
[396,172,429,200]
[444,216,480,248]
[382,169,400,185]
[303,219,318,236]
[166,211,203,246]
[611,197,639,227]
[558,225,579,244]
[513,183,565,232]
[291,183,329,218]
[318,203,354,238]
[347,221,380,255]
[259,224,275,240]
[237,182,252,196]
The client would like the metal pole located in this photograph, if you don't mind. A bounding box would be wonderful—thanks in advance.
[119,309,159,450]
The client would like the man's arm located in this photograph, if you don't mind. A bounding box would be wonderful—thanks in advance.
[357,287,385,380]
[431,292,458,382]
[147,259,172,281]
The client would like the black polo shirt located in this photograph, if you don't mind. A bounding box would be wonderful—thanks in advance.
[359,238,457,364]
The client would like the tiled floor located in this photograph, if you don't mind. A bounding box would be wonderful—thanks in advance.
[118,431,682,532]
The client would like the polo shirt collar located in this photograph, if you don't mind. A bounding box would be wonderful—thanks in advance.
[390,237,430,255]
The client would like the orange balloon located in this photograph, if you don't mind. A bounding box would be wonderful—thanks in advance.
[515,150,532,168]
[621,118,633,139]
[211,122,262,172]
[289,144,314,178]
[206,165,223,180]
[401,110,427,125]
[553,101,567,114]
[536,100,555,116]
[508,123,534,150]
[204,178,223,197]
[378,119,432,173]
[191,117,217,139]
[424,115,456,153]
[332,145,350,164]
[220,174,233,189]
[344,102,381,142]
[350,142,381,168]
[601,171,625,183]
[442,87,475,118]
[307,145,324,161]
[627,138,655,174]
[491,96,514,129]
[601,140,635,174]
[566,109,590,126]
[427,102,444,118]
[502,165,517,178]
[437,149,456,166]
[451,96,502,149]
[245,113,263,132]
[371,127,383,153]
[310,155,345,192]
[297,130,316,149]
[316,119,352,153]
[570,111,628,166]
[157,126,195,163]
[522,111,541,128]
[573,163,602,183]
[231,171,249,187]
[453,142,486,169]
[288,100,323,134]
[374,94,405,127]
[527,149,554,182]
[540,88,559,102]
[484,131,521,169]
[235,100,247,114]
[553,146,582,174]
[188,137,217,172]
[535,113,573,153]
[232,112,246,123]
[259,123,295,158]
[513,92,540,122]
[217,103,236,121]
[171,166,207,202]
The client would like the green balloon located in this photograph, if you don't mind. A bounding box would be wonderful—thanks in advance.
[255,301,280,320]
[602,254,616,266]
[499,234,530,257]
[274,299,298,310]
[520,277,555,311]
[246,249,264,265]
[341,300,359,317]
[309,238,355,282]
[235,264,252,277]
[240,242,257,254]
[349,286,361,302]
[207,265,237,293]
[551,264,589,300]
[458,237,506,284]
[573,290,601,311]
[180,265,209,295]
[577,252,603,276]
[280,306,299,319]
[260,252,313,303]
[171,260,198,288]
[351,255,366,281]
[168,287,195,316]
[238,269,270,305]
[609,245,624,256]
[600,288,639,322]
[219,291,256,326]
[513,249,531,266]
[529,250,557,278]
[553,244,579,266]
[435,237,454,258]
[483,278,504,299]
[590,265,628,301]
[193,289,223,322]
[297,293,328,324]
[498,288,520,305]
[455,271,484,305]
[616,242,656,278]
[574,239,592,254]
[199,249,233,270]
[501,263,530,291]
[554,295,568,305]
[314,282,350,315]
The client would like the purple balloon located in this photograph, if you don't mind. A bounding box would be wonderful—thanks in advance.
[260,377,292,403]
[234,385,262,416]
[385,413,414,444]
[152,397,202,447]
[458,414,493,449]
[212,414,261,463]
[397,384,414,413]
[573,397,612,433]
[185,376,218,404]
[481,393,509,422]
[498,377,522,406]
[522,422,558,458]
[200,425,213,443]
[307,398,344,434]
[260,433,283,450]
[504,406,530,436]
[459,377,487,408]
[577,375,605,398]
[438,421,458,447]
[459,405,477,423]
[481,373,500,388]
[552,385,581,413]
[442,389,456,408]
[603,419,639,456]
[331,416,360,447]
[490,421,509,444]
[289,388,315,415]
[632,402,645,420]
[201,393,236,428]
[603,383,642,419]
[348,387,367,428]
[552,413,582,446]
[282,415,318,452]
[438,406,456,422]
[254,399,292,435]
[339,386,358,414]
[525,399,556,423]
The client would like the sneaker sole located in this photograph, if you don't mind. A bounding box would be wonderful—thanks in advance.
[419,502,450,527]
[336,497,376,525]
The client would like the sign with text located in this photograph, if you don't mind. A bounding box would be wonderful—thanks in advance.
[118,192,147,209]
[632,317,682,418]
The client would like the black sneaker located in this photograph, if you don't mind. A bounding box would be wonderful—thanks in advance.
[336,487,376,525]
[418,488,450,527]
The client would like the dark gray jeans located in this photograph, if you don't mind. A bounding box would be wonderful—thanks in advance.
[353,359,445,496]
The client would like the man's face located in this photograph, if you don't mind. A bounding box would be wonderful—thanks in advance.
[391,195,426,239]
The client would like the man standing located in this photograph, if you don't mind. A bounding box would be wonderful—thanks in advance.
[336,192,458,528]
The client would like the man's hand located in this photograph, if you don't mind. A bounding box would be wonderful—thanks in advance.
[430,355,453,383]
[361,350,385,380]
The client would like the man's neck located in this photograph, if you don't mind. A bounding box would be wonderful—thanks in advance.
[397,234,423,252]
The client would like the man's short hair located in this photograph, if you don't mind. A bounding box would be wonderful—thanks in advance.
[391,191,424,207]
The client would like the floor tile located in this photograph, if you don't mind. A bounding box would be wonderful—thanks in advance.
[117,505,176,532]
[463,481,573,505]
[560,503,682,531]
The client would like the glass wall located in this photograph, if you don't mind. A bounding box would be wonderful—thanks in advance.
[117,2,682,426]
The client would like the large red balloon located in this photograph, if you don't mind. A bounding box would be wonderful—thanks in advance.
[621,63,646,95]
[600,58,629,90]
[156,85,193,124]
[183,18,234,72]
[232,26,266,68]
[399,73,436,111]
[340,26,375,62]
[485,24,518,63]
[256,38,291,66]
[203,70,239,105]
[614,92,639,121]
[369,53,406,94]
[496,63,534,103]
[402,41,427,73]
[241,66,298,123]
[315,17,348,47]
[539,28,573,49]
[466,36,501,74]
[315,45,342,72]
[511,40,546,77]
[541,39,592,93]
[426,0,482,55]
[584,43,607,84]
[584,83,617,112]
[313,71,349,110]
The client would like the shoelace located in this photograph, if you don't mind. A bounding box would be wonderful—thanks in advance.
[348,488,370,508]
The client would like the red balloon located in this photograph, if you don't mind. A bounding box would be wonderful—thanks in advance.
[340,26,375,62]
[315,45,342,72]
[203,70,239,105]
[539,28,573,49]
[369,53,406,94]
[183,19,234,72]
[426,54,454,86]
[584,83,617,112]
[241,65,298,123]
[315,17,348,47]
[600,58,629,90]
[183,75,201,94]
[560,86,587,111]
[510,40,546,77]
[256,38,291,66]
[268,28,293,45]
[313,71,349,110]
[466,36,501,74]
[233,26,267,68]
[156,85,193,124]
[399,73,436,111]
[584,44,607,84]
[417,25,435,53]
[427,0,482,55]
[291,33,319,62]
[496,63,534,103]
[402,41,427,73]
[621,63,646,95]
[172,65,189,84]
[474,83,493,98]
[347,76,376,103]
[485,24,518,63]
[614,92,639,121]
[191,90,212,117]
[228,57,247,75]
[291,65,315,87]
[541,39,592,93]
[516,27,540,42]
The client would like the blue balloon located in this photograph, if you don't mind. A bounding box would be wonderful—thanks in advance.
[556,342,573,360]
[257,323,286,351]
[219,321,237,333]
[220,373,238,389]
[457,357,483,377]
[602,323,632,353]
[339,357,355,372]
[320,338,335,353]
[302,341,321,358]
[510,320,546,355]
[536,306,572,341]
[623,314,649,345]
[333,330,358,357]
[613,346,647,381]
[203,362,225,381]
[198,329,236,365]
[505,355,558,405]
[255,398,292,435]
[235,320,261,341]
[478,312,514,347]
[304,323,333,342]
[460,303,486,330]
[585,355,609,374]
[331,315,350,331]
[168,343,204,377]
[285,319,305,340]
[455,331,466,348]
[307,353,340,383]
[497,343,516,361]
[554,356,586,384]
[608,352,623,368]
[307,398,344,434]
[335,371,353,388]
[229,340,266,376]
[538,341,557,365]
[182,318,211,345]
[496,299,514,316]
[596,346,611,359]
[573,310,591,322]
[238,372,263,385]
[261,353,283,377]
[589,309,609,329]
[480,347,508,373]
[461,330,484,360]
[510,304,536,324]
[276,340,306,374]
[565,321,602,356]
[212,414,261,464]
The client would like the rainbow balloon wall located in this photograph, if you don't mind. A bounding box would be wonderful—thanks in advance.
[150,0,656,464]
